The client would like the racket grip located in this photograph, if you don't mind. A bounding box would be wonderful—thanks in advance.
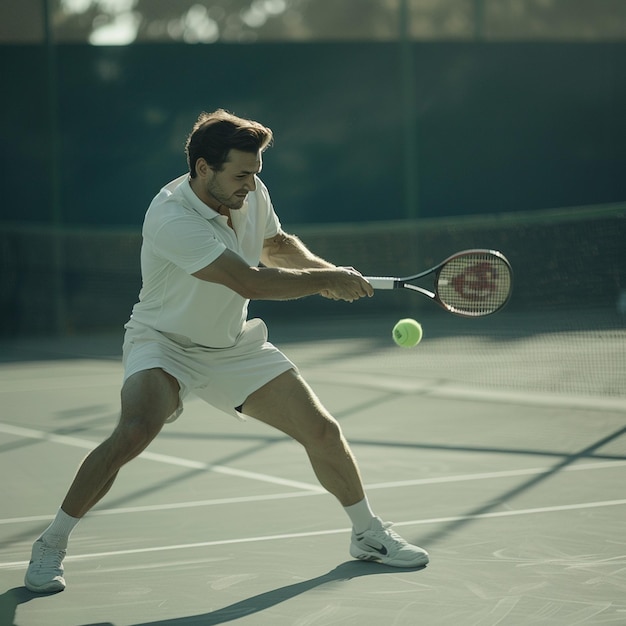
[365,276,397,290]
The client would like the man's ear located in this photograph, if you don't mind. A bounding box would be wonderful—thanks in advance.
[195,158,213,178]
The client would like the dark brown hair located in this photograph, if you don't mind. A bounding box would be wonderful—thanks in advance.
[185,109,273,178]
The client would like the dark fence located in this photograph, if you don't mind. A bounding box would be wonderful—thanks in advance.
[1,42,625,227]
[2,204,624,336]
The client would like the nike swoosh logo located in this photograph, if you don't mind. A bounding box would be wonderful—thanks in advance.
[359,538,388,556]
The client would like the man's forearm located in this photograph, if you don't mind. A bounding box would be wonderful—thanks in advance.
[243,266,338,300]
[194,246,369,303]
[263,232,334,270]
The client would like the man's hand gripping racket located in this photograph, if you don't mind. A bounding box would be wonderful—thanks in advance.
[366,249,512,317]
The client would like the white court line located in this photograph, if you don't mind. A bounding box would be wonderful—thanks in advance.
[4,365,625,411]
[0,492,317,526]
[1,498,625,570]
[365,459,626,489]
[308,371,626,411]
[1,459,625,526]
[0,422,323,493]
[0,372,120,394]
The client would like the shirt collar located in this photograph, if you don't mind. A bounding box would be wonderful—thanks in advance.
[179,176,221,221]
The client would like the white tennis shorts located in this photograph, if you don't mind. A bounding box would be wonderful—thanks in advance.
[122,318,296,422]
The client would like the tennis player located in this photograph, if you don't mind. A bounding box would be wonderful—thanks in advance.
[25,109,429,593]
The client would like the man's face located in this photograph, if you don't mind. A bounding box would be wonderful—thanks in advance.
[204,149,262,211]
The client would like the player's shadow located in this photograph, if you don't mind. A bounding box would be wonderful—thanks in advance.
[132,560,426,625]
[0,586,114,626]
[0,587,46,626]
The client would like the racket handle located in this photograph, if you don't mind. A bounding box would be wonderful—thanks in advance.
[365,276,397,290]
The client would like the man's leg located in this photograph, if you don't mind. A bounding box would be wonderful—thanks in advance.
[61,368,180,517]
[241,369,365,507]
[241,369,429,568]
[25,368,180,592]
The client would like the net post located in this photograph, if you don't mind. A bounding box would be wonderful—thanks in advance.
[399,0,419,221]
[43,0,68,334]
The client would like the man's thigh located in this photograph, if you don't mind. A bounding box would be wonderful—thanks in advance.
[241,369,337,444]
[120,368,180,429]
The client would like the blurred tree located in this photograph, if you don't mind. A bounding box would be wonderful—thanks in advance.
[50,0,398,44]
[1,0,625,44]
[487,0,626,41]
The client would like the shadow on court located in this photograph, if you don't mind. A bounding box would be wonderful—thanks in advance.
[131,561,426,626]
[415,424,626,549]
[0,587,40,626]
[0,587,115,626]
[2,313,625,625]
[2,309,624,365]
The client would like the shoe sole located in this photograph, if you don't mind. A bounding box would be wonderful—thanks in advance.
[350,546,429,568]
[24,578,66,593]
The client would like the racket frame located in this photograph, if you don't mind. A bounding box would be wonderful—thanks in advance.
[365,248,512,317]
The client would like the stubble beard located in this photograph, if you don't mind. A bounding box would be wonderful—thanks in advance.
[206,180,245,211]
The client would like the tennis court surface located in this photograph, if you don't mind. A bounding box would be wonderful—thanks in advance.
[1,310,625,625]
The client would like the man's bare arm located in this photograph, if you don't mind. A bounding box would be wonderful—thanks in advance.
[192,247,372,302]
[260,230,374,301]
[261,231,335,269]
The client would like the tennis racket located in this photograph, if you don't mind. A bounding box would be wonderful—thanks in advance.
[365,249,512,317]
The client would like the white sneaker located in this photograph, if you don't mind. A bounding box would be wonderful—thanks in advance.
[24,539,66,593]
[350,517,429,568]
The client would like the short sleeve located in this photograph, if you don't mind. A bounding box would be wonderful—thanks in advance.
[149,215,226,275]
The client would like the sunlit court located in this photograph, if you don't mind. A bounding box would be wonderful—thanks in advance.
[1,1,626,625]
[1,309,626,624]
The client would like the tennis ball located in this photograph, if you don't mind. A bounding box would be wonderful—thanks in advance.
[392,318,423,348]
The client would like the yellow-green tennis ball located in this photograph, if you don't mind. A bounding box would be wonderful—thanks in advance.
[392,318,423,347]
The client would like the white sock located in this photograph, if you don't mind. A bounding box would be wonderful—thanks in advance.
[344,497,376,534]
[39,508,80,549]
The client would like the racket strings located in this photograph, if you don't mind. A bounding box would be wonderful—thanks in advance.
[436,253,512,316]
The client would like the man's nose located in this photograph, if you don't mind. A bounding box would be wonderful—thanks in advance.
[244,175,256,191]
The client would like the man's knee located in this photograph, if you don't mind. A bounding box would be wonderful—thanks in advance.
[109,416,161,461]
[114,368,179,460]
[305,415,345,449]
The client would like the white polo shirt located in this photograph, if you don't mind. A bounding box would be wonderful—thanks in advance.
[128,174,281,348]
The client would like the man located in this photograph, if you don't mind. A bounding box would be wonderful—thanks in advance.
[25,109,429,593]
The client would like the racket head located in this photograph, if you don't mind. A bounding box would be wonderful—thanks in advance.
[434,249,512,317]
